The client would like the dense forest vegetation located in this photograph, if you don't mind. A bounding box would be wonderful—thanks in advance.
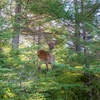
[0,0,100,100]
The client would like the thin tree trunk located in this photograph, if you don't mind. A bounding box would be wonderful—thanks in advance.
[74,0,81,52]
[12,1,21,49]
[81,1,92,100]
[0,10,3,52]
[37,26,42,50]
[83,26,92,100]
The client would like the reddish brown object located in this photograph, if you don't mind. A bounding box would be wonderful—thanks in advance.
[37,40,56,71]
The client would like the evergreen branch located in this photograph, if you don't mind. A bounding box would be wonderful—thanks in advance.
[87,3,100,18]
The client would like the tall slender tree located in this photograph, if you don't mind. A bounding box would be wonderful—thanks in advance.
[0,9,2,52]
[12,0,21,49]
[74,0,81,52]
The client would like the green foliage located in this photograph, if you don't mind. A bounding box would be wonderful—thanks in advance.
[0,0,7,10]
[28,0,71,19]
[85,22,99,32]
[0,0,100,100]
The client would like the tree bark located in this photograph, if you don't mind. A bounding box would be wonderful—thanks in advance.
[12,1,21,49]
[81,1,92,100]
[37,26,42,50]
[0,10,3,52]
[74,0,81,52]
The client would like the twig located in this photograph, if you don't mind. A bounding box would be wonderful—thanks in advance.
[19,65,25,86]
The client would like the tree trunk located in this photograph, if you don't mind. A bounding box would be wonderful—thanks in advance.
[0,10,3,52]
[37,26,42,50]
[74,0,81,52]
[12,1,21,49]
[81,1,92,100]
